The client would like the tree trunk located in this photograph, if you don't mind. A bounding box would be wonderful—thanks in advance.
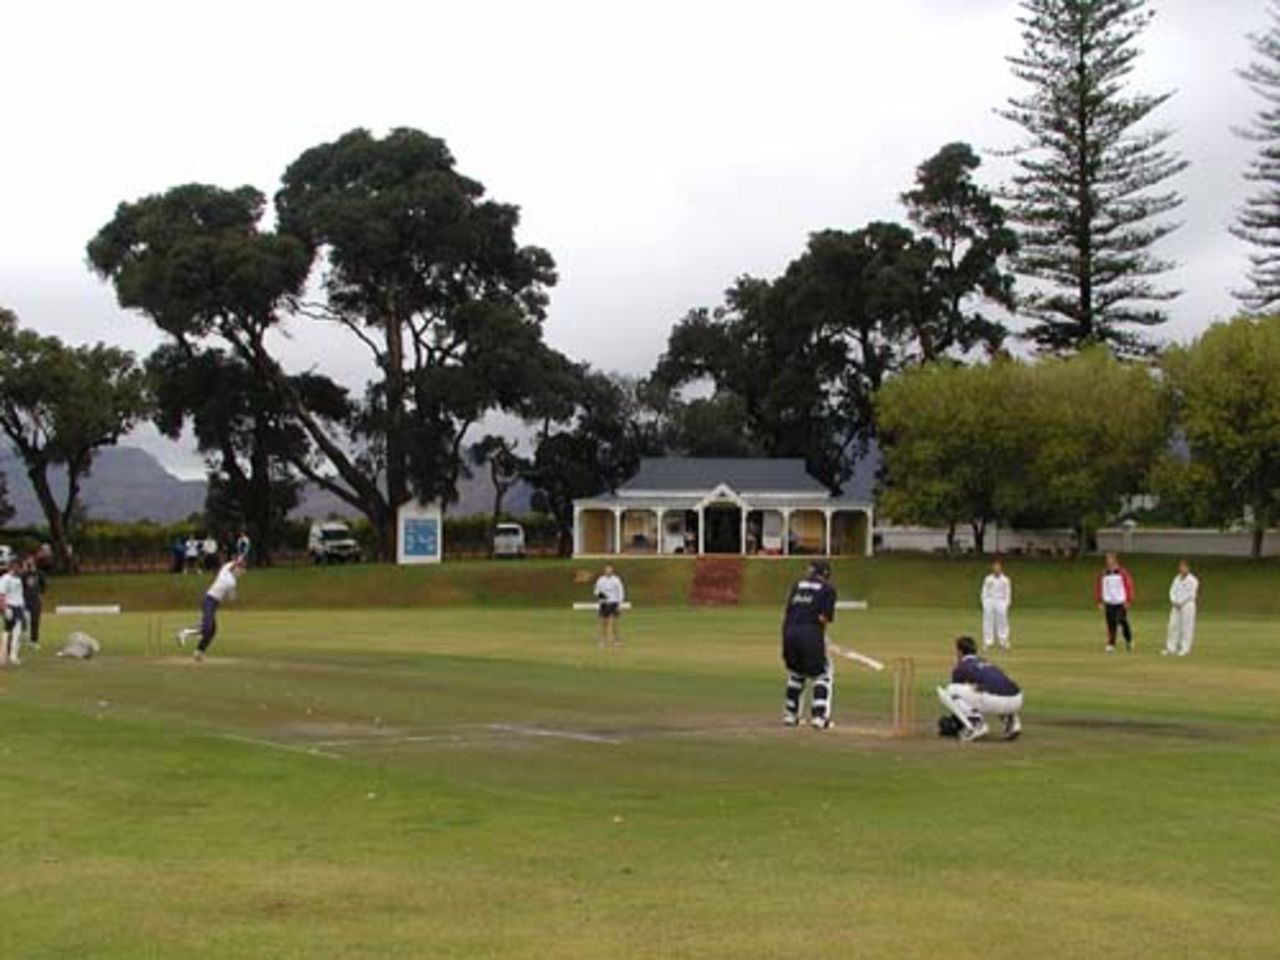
[233,332,390,557]
[248,426,274,567]
[971,519,986,555]
[26,462,72,573]
[1251,524,1264,560]
[380,317,409,563]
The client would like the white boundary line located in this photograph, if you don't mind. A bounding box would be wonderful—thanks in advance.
[215,733,346,761]
[835,600,868,611]
[486,723,623,744]
[571,601,634,611]
[55,604,122,615]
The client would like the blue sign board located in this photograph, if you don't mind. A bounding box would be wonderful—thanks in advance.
[403,517,439,558]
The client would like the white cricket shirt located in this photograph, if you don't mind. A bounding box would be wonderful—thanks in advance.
[206,562,240,603]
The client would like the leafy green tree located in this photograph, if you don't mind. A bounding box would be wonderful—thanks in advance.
[275,128,559,552]
[87,183,376,542]
[901,142,1018,355]
[526,368,660,556]
[147,344,350,564]
[89,130,566,558]
[0,308,149,570]
[1022,347,1167,551]
[999,0,1187,355]
[1232,4,1280,311]
[1160,315,1280,557]
[657,220,986,487]
[876,361,1031,553]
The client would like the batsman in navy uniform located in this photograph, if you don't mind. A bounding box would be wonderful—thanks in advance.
[781,560,838,729]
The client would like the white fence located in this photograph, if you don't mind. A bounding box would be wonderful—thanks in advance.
[875,525,1077,555]
[1096,527,1280,558]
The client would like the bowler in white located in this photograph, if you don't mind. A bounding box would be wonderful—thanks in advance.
[1163,558,1199,657]
[176,557,245,661]
[980,559,1013,650]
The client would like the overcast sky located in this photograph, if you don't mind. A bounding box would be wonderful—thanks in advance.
[0,0,1269,476]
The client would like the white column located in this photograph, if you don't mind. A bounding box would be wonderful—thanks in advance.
[573,504,582,556]
[782,509,792,555]
[865,508,874,557]
[613,508,623,555]
[697,507,705,555]
[740,509,748,556]
[823,509,833,556]
[655,509,666,555]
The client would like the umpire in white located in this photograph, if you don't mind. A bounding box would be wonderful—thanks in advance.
[781,560,838,730]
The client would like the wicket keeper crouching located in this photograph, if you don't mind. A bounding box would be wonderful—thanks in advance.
[937,636,1023,742]
[782,560,837,730]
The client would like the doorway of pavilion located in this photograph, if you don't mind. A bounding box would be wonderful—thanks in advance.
[702,505,742,554]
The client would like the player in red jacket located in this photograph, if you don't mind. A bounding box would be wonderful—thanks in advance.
[1095,552,1135,653]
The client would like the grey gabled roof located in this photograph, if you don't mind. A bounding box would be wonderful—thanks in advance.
[619,458,830,495]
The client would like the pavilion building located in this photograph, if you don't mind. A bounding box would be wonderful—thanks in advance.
[572,457,873,557]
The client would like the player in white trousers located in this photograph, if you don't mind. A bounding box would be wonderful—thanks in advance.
[0,558,26,666]
[980,559,1012,650]
[1163,558,1199,657]
[937,636,1023,741]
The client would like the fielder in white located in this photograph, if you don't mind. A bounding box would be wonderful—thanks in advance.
[980,559,1013,650]
[1163,558,1199,657]
[0,558,26,666]
[937,636,1023,741]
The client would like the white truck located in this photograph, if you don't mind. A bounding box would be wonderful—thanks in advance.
[492,522,526,559]
[308,521,362,564]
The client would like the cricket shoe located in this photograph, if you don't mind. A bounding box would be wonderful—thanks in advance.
[1105,645,1116,654]
[1001,715,1022,741]
[960,721,988,742]
[174,630,187,648]
[810,717,834,731]
[193,650,204,662]
[782,714,799,727]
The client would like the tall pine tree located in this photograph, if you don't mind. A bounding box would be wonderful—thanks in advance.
[1233,3,1280,311]
[999,0,1187,356]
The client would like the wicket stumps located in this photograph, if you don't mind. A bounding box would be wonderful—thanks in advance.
[891,657,915,737]
[145,615,162,656]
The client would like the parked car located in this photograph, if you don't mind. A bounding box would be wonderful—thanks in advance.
[308,521,362,564]
[492,522,526,559]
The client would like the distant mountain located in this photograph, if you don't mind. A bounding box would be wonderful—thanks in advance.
[0,447,206,525]
[0,446,532,526]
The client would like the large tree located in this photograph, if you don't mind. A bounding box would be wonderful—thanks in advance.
[1232,3,1280,311]
[526,368,660,556]
[1021,347,1167,551]
[0,308,149,569]
[89,129,566,558]
[147,344,350,564]
[999,0,1187,355]
[901,142,1018,355]
[1160,315,1280,558]
[876,360,1031,553]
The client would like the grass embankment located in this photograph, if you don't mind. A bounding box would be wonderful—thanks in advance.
[46,552,1280,614]
[2,605,1277,958]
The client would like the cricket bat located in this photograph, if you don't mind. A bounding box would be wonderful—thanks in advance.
[827,641,885,671]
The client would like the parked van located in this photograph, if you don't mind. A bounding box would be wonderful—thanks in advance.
[492,522,526,559]
[308,521,361,564]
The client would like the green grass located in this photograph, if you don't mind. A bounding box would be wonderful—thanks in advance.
[2,602,1277,959]
[46,552,1280,614]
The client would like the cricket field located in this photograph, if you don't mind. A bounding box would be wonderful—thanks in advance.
[1,578,1276,958]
